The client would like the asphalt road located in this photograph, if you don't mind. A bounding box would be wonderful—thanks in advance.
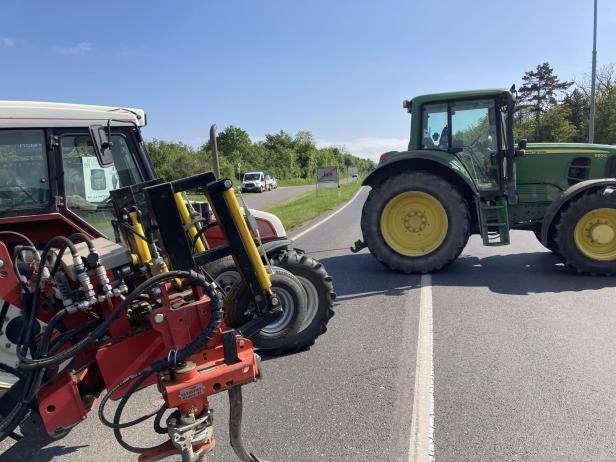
[239,184,314,210]
[3,186,616,461]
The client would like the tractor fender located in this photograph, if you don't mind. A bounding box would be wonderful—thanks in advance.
[362,151,478,201]
[259,238,293,256]
[540,178,616,245]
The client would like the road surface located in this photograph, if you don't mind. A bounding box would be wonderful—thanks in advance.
[3,186,616,461]
[239,184,314,210]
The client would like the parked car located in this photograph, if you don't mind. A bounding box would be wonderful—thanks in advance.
[266,174,278,190]
[241,171,266,192]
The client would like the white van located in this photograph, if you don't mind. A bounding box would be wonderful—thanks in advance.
[241,171,266,192]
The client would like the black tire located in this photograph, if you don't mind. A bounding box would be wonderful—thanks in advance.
[203,250,335,351]
[202,257,241,294]
[553,189,616,275]
[269,249,336,351]
[224,266,307,350]
[361,171,470,273]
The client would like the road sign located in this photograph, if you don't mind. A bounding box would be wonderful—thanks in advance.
[317,166,339,189]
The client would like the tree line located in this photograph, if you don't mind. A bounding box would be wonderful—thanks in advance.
[515,61,616,144]
[146,127,375,182]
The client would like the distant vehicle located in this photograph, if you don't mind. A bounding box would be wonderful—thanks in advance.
[352,173,359,180]
[241,171,266,192]
[266,174,278,190]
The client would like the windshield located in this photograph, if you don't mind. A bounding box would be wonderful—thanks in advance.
[0,129,50,213]
[244,173,261,181]
[61,132,142,237]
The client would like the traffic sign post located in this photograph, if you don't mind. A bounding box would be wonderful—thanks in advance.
[316,166,340,196]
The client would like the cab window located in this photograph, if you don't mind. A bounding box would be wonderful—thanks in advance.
[0,129,49,213]
[421,104,448,150]
[61,132,142,236]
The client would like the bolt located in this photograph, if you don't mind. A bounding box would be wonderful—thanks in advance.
[154,313,165,324]
[239,340,245,348]
[0,259,4,269]
[270,297,279,306]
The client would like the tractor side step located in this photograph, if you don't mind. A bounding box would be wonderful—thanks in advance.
[476,197,510,246]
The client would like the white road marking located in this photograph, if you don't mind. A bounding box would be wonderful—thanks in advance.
[291,186,365,240]
[408,273,435,462]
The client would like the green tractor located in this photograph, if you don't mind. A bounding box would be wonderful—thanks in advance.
[356,88,616,275]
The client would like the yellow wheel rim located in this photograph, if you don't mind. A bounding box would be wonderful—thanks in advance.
[380,191,448,257]
[574,208,616,261]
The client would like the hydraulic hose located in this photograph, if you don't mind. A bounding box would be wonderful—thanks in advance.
[19,270,210,369]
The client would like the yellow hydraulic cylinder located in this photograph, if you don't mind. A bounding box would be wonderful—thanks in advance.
[222,188,271,291]
[174,192,207,253]
[129,211,152,265]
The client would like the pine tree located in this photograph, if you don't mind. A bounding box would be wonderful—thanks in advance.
[518,62,572,139]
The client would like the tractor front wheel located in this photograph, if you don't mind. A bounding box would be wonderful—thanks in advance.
[224,267,307,350]
[554,189,616,275]
[361,171,470,273]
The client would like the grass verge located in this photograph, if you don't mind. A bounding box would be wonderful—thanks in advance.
[265,181,361,231]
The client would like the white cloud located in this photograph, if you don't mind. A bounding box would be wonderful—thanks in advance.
[54,42,92,55]
[316,137,408,160]
[0,37,17,47]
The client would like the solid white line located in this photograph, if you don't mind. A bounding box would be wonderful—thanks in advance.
[291,186,365,240]
[408,273,435,462]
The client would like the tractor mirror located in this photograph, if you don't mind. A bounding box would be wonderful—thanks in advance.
[90,124,114,166]
[518,139,527,150]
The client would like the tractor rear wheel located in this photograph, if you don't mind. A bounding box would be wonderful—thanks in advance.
[361,171,470,273]
[553,189,616,275]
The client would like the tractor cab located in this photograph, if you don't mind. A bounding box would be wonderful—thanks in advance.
[404,89,517,201]
[0,101,154,240]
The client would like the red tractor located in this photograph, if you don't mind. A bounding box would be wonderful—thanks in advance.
[0,101,334,461]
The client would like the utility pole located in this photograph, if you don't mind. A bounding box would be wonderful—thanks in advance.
[589,0,597,143]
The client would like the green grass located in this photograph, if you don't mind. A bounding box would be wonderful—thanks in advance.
[276,178,315,187]
[265,181,361,231]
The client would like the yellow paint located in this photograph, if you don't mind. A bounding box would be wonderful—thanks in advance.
[526,149,610,155]
[574,208,616,261]
[129,211,152,265]
[380,191,448,256]
[222,188,272,290]
[174,192,207,252]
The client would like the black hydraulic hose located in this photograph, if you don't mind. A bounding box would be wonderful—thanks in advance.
[0,236,80,439]
[48,317,102,355]
[0,231,35,248]
[67,233,95,250]
[18,236,79,362]
[107,273,223,453]
[98,371,160,429]
[19,270,198,369]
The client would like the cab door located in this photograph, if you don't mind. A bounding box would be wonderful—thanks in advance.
[449,98,503,195]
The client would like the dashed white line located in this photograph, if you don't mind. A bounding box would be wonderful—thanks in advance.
[291,186,365,240]
[408,273,435,462]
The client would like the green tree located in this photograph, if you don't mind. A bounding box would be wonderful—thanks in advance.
[518,62,572,139]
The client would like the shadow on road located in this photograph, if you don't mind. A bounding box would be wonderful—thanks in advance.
[0,440,87,462]
[319,250,616,298]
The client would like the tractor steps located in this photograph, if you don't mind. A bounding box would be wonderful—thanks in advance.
[476,198,510,246]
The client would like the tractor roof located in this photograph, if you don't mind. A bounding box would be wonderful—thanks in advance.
[0,101,146,129]
[404,88,509,111]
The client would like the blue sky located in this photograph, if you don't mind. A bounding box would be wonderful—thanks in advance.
[1,0,615,160]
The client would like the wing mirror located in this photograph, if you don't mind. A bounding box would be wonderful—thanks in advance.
[90,123,114,166]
